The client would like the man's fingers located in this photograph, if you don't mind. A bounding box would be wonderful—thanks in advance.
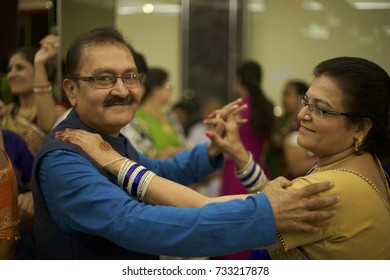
[299,181,334,197]
[298,208,336,223]
[304,195,340,210]
[273,176,293,188]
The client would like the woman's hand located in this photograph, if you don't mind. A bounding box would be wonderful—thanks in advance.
[34,34,60,66]
[55,129,125,174]
[205,98,248,126]
[204,99,249,168]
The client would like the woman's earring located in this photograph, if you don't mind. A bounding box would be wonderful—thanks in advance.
[354,135,364,152]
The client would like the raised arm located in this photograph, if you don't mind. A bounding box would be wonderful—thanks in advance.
[34,34,67,132]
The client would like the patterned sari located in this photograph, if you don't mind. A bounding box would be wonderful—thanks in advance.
[0,149,20,241]
[2,104,48,156]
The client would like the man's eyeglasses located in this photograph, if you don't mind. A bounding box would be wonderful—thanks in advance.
[70,73,145,89]
[299,95,351,118]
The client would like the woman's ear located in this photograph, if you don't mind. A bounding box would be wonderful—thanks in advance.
[63,79,77,106]
[354,118,372,139]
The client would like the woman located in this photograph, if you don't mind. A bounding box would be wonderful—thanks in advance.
[58,57,390,259]
[4,35,68,156]
[268,56,390,259]
[0,148,20,259]
[219,61,275,259]
[281,80,317,178]
[121,68,188,159]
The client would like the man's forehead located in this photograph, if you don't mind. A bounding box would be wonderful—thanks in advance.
[78,43,136,71]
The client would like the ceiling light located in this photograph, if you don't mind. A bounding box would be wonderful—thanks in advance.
[346,0,390,10]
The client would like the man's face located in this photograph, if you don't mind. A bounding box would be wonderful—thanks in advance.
[64,43,143,137]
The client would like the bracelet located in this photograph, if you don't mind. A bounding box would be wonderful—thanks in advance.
[235,152,268,192]
[123,163,140,192]
[33,85,52,93]
[34,83,51,88]
[118,159,133,186]
[117,158,156,201]
[101,157,126,168]
[138,171,155,201]
[126,165,145,197]
[235,152,254,176]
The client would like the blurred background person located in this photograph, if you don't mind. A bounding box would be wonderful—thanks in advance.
[282,80,317,178]
[0,148,20,259]
[3,35,68,156]
[0,99,34,259]
[187,97,224,197]
[266,80,317,179]
[2,34,68,259]
[123,67,189,159]
[216,60,275,260]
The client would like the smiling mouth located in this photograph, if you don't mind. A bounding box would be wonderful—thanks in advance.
[300,124,315,132]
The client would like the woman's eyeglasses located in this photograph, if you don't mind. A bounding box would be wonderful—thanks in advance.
[299,95,351,118]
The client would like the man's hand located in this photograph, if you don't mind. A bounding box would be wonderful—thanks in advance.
[263,178,339,233]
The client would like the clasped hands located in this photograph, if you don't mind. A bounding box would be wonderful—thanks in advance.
[203,98,250,169]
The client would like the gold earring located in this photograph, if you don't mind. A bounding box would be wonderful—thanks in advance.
[354,135,364,152]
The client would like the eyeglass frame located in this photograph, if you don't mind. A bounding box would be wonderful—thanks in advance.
[299,95,352,118]
[69,73,145,89]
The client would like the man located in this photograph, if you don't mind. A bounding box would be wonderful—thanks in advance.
[32,26,337,259]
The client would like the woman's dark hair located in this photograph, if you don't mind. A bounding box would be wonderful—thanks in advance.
[9,46,38,66]
[65,26,135,78]
[142,68,168,102]
[314,56,390,160]
[236,61,275,136]
[286,80,308,97]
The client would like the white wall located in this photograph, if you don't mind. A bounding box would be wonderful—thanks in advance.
[247,0,390,109]
[116,12,181,105]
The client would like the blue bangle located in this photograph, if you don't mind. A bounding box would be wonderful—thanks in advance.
[240,161,257,182]
[244,169,262,189]
[123,163,139,190]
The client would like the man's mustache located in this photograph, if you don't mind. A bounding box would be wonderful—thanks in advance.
[103,95,134,107]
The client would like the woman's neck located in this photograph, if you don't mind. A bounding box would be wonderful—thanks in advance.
[316,149,356,168]
[18,92,35,108]
[141,98,164,114]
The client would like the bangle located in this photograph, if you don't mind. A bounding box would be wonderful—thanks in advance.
[138,171,155,201]
[116,158,156,201]
[235,152,268,192]
[101,157,126,168]
[235,152,254,176]
[33,85,52,94]
[34,83,51,88]
[118,159,133,186]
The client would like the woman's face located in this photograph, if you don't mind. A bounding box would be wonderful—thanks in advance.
[297,75,357,158]
[154,79,172,106]
[7,53,35,96]
[282,84,301,115]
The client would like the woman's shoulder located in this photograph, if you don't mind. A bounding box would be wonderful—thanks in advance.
[292,169,385,199]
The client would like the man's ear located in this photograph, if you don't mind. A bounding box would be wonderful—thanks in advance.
[63,79,77,106]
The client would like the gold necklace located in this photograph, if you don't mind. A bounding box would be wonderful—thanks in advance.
[311,154,356,173]
[18,106,37,121]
